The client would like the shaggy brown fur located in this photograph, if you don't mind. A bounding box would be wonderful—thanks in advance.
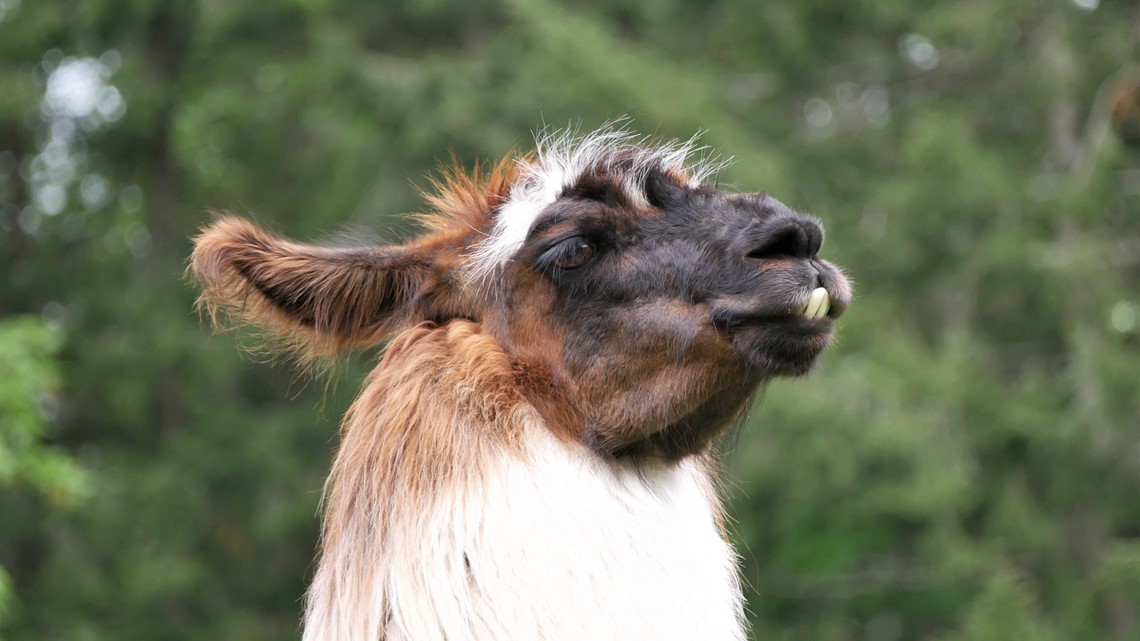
[308,320,525,631]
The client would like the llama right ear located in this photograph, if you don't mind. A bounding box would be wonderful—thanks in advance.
[190,216,434,358]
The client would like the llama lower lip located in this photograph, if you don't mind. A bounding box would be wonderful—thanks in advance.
[735,314,834,334]
[725,315,833,376]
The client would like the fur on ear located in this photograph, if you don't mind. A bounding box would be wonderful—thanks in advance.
[190,215,433,363]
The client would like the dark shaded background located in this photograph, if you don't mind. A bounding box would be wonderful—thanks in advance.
[2,1,1139,639]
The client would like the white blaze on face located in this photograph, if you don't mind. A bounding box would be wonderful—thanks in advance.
[466,124,729,283]
[468,171,564,284]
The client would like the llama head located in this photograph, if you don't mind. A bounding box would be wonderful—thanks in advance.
[192,126,851,459]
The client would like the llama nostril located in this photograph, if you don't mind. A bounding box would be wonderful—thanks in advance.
[746,216,823,260]
[746,228,803,260]
[810,262,824,287]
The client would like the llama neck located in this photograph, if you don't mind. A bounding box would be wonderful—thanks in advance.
[302,322,745,641]
[454,425,745,641]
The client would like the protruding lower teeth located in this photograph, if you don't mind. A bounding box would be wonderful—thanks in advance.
[817,292,830,318]
[804,287,830,319]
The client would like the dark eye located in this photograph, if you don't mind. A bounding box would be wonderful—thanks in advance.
[549,237,596,270]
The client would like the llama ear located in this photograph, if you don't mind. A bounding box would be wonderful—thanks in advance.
[190,216,434,358]
[644,168,686,209]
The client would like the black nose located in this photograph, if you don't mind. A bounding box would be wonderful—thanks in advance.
[745,214,824,260]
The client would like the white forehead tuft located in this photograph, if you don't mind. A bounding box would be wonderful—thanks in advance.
[466,122,729,282]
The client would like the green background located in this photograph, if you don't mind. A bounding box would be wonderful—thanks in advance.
[2,0,1139,639]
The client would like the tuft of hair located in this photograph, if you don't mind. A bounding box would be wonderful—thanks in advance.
[416,152,522,237]
[467,121,730,282]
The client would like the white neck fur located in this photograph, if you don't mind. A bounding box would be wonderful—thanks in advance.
[303,415,745,641]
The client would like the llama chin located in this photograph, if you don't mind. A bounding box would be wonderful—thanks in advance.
[191,124,851,641]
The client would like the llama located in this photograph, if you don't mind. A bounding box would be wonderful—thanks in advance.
[191,126,851,641]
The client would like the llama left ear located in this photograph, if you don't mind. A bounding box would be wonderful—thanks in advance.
[644,168,687,209]
[190,216,435,358]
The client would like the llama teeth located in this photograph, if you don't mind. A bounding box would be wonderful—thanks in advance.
[805,287,829,319]
[817,291,831,318]
[803,298,817,318]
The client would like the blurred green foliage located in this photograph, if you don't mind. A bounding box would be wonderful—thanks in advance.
[0,317,85,501]
[1,0,1138,639]
[0,316,87,637]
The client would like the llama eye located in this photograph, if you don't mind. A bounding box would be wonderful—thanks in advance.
[549,237,596,270]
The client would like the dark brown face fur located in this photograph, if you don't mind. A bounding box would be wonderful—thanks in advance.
[480,168,850,459]
[191,153,850,463]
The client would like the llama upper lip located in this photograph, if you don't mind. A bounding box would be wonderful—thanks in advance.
[710,287,840,327]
